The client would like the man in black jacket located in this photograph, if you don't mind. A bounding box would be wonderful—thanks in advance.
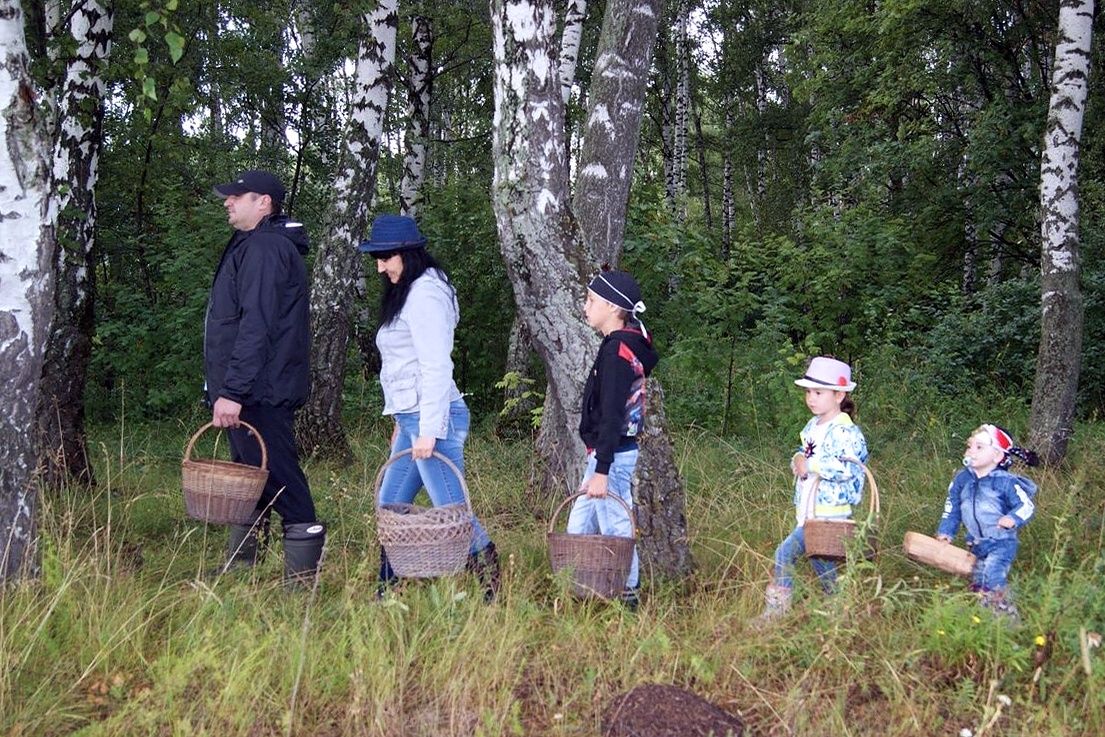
[206,170,324,585]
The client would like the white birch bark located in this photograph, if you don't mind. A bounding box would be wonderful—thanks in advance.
[721,104,734,260]
[1029,0,1093,465]
[297,1,398,461]
[37,0,112,489]
[558,0,587,105]
[672,0,689,214]
[574,0,662,266]
[0,0,57,581]
[491,0,594,487]
[400,15,432,218]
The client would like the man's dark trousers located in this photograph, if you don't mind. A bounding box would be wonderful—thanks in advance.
[227,404,316,527]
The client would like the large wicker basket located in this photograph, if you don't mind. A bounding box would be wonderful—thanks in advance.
[903,531,976,578]
[181,422,268,525]
[373,449,474,578]
[803,458,880,560]
[548,492,637,600]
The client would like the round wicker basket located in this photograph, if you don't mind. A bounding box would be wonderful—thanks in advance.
[903,531,976,578]
[802,458,879,560]
[181,422,268,525]
[547,491,637,600]
[373,449,474,578]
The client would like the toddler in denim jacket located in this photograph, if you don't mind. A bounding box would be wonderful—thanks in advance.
[936,424,1039,620]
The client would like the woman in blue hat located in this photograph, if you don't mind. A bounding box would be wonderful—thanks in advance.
[359,214,500,600]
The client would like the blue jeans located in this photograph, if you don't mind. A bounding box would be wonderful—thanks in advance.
[566,449,639,589]
[970,538,1018,591]
[378,399,491,554]
[773,525,838,592]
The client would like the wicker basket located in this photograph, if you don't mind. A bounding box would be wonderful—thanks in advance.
[903,531,976,578]
[373,449,474,578]
[547,492,637,600]
[803,458,880,560]
[181,422,268,525]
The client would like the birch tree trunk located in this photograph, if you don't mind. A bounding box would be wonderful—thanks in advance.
[36,0,112,489]
[399,15,432,217]
[721,105,734,260]
[672,0,689,218]
[0,0,57,581]
[558,0,587,105]
[1029,0,1093,465]
[491,0,593,490]
[297,1,398,461]
[492,0,693,579]
[574,0,661,267]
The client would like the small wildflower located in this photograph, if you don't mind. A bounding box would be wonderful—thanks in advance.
[937,629,946,636]
[997,694,1011,707]
[1035,634,1047,647]
[553,713,563,721]
[972,615,981,624]
[1088,632,1102,649]
[960,728,974,737]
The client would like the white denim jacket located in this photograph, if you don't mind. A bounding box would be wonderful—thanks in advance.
[376,270,462,438]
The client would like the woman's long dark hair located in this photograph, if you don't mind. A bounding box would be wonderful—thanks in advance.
[378,246,454,325]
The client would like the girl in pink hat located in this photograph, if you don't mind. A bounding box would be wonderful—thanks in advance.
[753,356,868,625]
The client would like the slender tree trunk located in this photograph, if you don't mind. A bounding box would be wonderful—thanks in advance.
[1029,0,1093,465]
[297,1,398,461]
[558,0,587,105]
[494,314,538,438]
[1,0,57,581]
[693,97,713,229]
[672,0,689,219]
[721,105,734,260]
[400,15,432,217]
[36,0,112,490]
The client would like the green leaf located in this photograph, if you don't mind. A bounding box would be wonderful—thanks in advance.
[166,0,179,8]
[133,47,149,65]
[165,31,185,63]
[142,76,157,101]
[145,10,160,26]
[128,28,146,44]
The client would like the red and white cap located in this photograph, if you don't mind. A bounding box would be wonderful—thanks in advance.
[979,424,1013,453]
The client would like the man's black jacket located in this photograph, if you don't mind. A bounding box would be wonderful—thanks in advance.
[204,215,310,408]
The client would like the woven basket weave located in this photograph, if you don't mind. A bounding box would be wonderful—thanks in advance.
[803,458,879,560]
[181,422,268,525]
[548,492,636,600]
[903,531,976,577]
[373,449,473,578]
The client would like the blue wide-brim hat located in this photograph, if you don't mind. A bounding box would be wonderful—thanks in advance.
[358,214,427,253]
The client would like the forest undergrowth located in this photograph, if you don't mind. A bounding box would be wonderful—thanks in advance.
[2,414,1102,736]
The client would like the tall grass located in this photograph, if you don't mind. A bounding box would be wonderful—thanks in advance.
[2,416,1102,736]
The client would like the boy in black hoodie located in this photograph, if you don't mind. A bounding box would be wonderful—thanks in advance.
[567,270,659,609]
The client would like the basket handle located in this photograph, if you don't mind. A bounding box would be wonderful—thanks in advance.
[548,491,638,540]
[183,421,268,471]
[372,448,473,516]
[802,456,879,522]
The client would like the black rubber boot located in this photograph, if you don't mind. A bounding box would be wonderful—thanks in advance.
[375,545,399,600]
[466,542,501,603]
[226,512,269,569]
[283,522,326,588]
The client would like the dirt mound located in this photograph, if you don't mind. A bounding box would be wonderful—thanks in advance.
[601,684,744,737]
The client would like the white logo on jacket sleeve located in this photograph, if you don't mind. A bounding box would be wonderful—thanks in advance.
[1013,483,1035,521]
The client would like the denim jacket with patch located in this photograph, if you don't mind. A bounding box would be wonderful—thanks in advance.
[937,467,1037,545]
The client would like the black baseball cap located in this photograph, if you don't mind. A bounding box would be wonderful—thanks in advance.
[213,170,285,205]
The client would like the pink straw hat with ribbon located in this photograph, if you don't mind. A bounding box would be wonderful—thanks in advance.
[794,356,856,392]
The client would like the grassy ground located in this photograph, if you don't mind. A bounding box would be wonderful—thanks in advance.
[2,417,1103,736]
